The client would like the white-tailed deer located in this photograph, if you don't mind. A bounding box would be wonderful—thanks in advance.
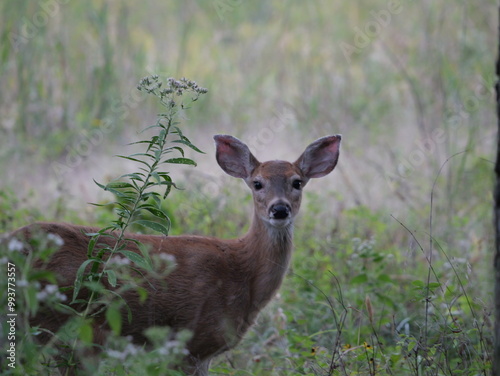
[10,134,341,375]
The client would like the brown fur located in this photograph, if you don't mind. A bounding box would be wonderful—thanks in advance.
[8,134,341,375]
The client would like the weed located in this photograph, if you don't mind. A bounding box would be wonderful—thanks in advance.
[0,75,207,375]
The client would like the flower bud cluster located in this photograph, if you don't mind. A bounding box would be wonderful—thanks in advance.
[137,75,208,99]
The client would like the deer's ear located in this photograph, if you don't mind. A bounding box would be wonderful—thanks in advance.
[214,135,260,179]
[295,135,341,179]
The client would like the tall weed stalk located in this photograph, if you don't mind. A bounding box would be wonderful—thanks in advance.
[0,75,207,375]
[63,75,207,370]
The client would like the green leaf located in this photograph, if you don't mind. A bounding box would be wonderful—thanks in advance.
[151,193,161,206]
[128,140,153,145]
[412,280,425,288]
[27,286,39,316]
[28,270,57,284]
[98,225,118,234]
[154,149,162,160]
[73,259,101,302]
[172,138,205,154]
[105,181,135,189]
[106,304,122,335]
[124,301,133,324]
[118,250,152,271]
[157,173,178,189]
[374,292,397,309]
[138,124,157,133]
[123,237,141,247]
[160,177,177,198]
[120,173,145,182]
[407,339,417,353]
[140,191,160,201]
[94,179,106,190]
[87,234,99,258]
[136,243,153,276]
[79,320,94,344]
[167,146,185,157]
[134,219,169,236]
[128,152,155,159]
[428,282,441,289]
[158,128,167,142]
[151,171,162,184]
[351,273,368,284]
[377,274,393,283]
[116,155,150,166]
[171,127,204,151]
[83,280,105,294]
[95,182,129,197]
[163,157,197,166]
[136,286,149,303]
[56,303,82,316]
[88,201,114,207]
[105,269,117,287]
[141,205,170,221]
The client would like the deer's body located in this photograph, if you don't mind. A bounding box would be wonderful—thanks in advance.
[11,134,341,375]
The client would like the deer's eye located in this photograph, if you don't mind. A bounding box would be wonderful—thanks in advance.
[292,180,302,190]
[253,181,263,190]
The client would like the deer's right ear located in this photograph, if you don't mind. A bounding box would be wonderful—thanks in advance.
[295,135,341,179]
[214,135,260,179]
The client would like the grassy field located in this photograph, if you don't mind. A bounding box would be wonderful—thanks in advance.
[0,1,496,375]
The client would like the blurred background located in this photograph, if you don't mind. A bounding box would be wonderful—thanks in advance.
[1,0,495,214]
[0,0,496,372]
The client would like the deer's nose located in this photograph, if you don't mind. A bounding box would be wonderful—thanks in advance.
[270,203,291,220]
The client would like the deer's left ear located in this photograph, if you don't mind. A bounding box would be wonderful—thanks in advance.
[294,135,341,179]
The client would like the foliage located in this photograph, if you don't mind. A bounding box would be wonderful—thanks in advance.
[63,75,206,370]
[0,1,494,375]
[0,190,43,233]
[207,192,492,375]
[0,75,207,375]
[0,229,61,375]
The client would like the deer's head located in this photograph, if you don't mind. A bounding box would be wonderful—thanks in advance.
[214,134,341,229]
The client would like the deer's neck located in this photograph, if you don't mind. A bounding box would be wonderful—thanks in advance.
[240,213,294,312]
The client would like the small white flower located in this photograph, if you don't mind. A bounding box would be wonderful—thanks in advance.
[159,253,176,266]
[37,291,47,301]
[107,349,126,361]
[107,343,141,361]
[47,233,64,247]
[159,253,175,262]
[36,284,66,302]
[109,256,131,266]
[124,343,139,356]
[157,340,188,356]
[8,238,24,252]
[17,279,29,287]
[45,284,58,294]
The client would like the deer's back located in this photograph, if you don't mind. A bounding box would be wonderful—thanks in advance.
[14,222,253,360]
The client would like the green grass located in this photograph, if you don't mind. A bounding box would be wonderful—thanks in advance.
[0,0,495,375]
